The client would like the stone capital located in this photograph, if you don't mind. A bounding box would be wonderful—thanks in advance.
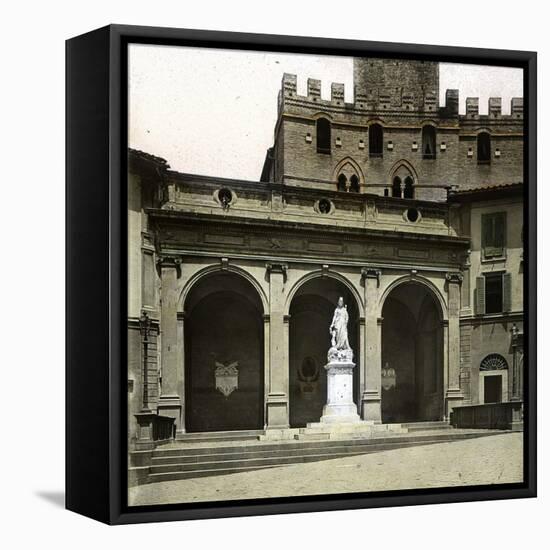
[220,257,230,270]
[157,255,182,277]
[266,262,288,282]
[361,267,381,286]
[445,271,463,285]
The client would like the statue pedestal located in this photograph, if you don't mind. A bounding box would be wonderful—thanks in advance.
[320,347,361,424]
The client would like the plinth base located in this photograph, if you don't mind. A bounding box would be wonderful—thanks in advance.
[320,404,361,424]
[321,359,360,424]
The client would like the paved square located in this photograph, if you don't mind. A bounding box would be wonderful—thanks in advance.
[129,432,523,506]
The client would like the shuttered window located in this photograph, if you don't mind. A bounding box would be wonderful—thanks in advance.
[481,212,506,259]
[476,272,512,315]
[485,274,503,314]
[502,272,512,312]
[474,276,485,315]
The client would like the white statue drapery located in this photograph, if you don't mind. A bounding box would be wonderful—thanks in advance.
[330,297,350,350]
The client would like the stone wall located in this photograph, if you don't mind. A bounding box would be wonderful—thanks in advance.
[269,61,523,199]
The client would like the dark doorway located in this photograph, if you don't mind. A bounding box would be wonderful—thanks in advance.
[184,272,264,432]
[484,375,502,403]
[381,282,444,423]
[289,278,360,427]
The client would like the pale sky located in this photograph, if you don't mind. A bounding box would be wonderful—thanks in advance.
[128,44,523,181]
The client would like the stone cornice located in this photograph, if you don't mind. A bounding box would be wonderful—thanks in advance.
[146,209,470,248]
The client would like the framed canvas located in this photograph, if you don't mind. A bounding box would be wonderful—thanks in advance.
[66,24,537,524]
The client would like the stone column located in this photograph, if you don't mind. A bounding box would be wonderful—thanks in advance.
[361,268,382,422]
[445,272,464,418]
[265,263,289,429]
[157,257,183,431]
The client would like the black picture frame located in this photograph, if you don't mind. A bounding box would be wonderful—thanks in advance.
[66,24,537,525]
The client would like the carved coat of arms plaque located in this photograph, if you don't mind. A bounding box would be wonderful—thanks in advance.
[381,363,397,391]
[215,361,239,397]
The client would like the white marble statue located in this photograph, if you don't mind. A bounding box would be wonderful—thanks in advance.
[321,296,359,423]
[329,297,350,351]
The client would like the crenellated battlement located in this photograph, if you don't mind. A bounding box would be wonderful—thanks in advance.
[278,73,523,122]
[279,73,351,110]
[462,96,523,120]
[278,73,507,119]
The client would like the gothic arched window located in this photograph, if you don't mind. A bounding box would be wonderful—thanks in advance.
[392,176,402,198]
[349,174,360,192]
[403,176,414,199]
[337,173,347,191]
[316,117,331,154]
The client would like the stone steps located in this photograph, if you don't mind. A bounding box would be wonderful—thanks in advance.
[143,429,502,484]
[295,421,407,440]
[400,421,453,432]
[174,429,263,443]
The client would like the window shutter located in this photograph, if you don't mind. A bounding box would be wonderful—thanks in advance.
[481,214,490,256]
[475,276,485,315]
[482,212,506,259]
[502,272,512,312]
[495,212,507,256]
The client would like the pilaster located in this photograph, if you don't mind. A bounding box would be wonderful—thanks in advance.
[265,263,290,429]
[445,272,464,417]
[157,257,183,430]
[361,268,382,422]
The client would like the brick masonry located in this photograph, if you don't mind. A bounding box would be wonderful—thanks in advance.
[264,59,523,198]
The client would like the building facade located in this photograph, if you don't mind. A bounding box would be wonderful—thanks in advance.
[127,58,524,445]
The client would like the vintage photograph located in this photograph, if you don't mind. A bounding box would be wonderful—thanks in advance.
[126,44,525,507]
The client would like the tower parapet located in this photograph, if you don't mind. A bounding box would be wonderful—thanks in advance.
[445,89,459,116]
[278,72,462,117]
[462,97,523,121]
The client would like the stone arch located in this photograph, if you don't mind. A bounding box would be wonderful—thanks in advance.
[366,117,386,126]
[287,271,363,427]
[388,159,419,186]
[474,126,492,135]
[480,354,508,371]
[332,156,365,189]
[419,118,438,127]
[182,266,266,432]
[178,263,268,315]
[378,274,447,321]
[311,111,334,121]
[284,270,364,317]
[379,274,446,422]
[387,160,419,198]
